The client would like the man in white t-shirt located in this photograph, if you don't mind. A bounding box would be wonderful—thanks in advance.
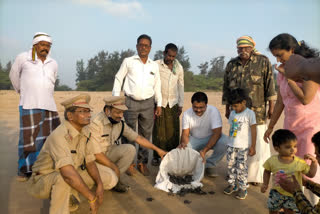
[179,92,228,177]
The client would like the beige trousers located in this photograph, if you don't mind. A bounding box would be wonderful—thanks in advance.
[106,144,136,174]
[27,164,118,214]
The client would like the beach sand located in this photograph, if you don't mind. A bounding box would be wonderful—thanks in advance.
[0,90,283,214]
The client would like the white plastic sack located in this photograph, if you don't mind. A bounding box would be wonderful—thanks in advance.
[154,148,205,193]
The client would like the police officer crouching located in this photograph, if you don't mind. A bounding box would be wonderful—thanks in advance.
[85,96,167,192]
[26,94,118,214]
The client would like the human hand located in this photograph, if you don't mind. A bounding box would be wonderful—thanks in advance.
[283,54,306,81]
[304,154,318,164]
[95,184,104,205]
[248,146,256,156]
[178,142,188,149]
[260,183,268,193]
[177,107,183,117]
[89,196,99,214]
[263,128,273,143]
[278,175,300,194]
[158,149,167,160]
[155,107,162,117]
[275,63,285,75]
[113,166,120,178]
[199,150,207,163]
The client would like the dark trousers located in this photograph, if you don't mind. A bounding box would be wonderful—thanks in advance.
[123,95,155,164]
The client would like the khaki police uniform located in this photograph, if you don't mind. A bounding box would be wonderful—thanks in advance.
[85,111,137,174]
[84,96,138,174]
[26,94,118,214]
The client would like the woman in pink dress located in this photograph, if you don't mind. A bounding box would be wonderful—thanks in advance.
[264,33,320,205]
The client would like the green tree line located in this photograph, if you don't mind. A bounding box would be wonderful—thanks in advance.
[76,46,226,91]
[0,61,13,90]
[0,47,279,92]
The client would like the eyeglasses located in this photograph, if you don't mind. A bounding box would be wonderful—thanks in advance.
[73,109,92,114]
[137,44,151,49]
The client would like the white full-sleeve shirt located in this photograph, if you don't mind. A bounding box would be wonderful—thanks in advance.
[112,55,162,107]
[156,59,184,108]
[9,50,58,111]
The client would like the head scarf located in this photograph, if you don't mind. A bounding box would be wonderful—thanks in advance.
[32,32,52,61]
[236,35,260,55]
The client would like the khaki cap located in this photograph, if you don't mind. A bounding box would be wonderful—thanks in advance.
[103,96,128,111]
[61,94,92,110]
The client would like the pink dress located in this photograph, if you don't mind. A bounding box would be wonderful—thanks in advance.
[277,73,320,182]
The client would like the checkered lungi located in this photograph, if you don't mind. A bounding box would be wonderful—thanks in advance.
[18,106,60,176]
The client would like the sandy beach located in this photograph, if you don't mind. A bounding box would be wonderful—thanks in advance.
[0,90,284,214]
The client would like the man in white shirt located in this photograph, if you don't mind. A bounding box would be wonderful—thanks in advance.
[9,32,60,181]
[152,43,184,166]
[112,34,162,176]
[179,92,228,177]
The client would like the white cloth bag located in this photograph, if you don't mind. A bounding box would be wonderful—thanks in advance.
[154,148,205,193]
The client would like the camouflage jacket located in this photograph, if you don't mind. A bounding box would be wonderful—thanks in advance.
[294,180,320,214]
[222,54,277,124]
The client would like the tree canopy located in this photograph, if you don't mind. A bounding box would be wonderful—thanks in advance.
[75,46,225,92]
[0,46,235,92]
[0,61,12,90]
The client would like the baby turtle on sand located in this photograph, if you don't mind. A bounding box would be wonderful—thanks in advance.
[168,173,193,185]
[184,200,191,204]
[146,197,154,202]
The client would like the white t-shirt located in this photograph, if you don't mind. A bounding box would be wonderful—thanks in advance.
[182,105,222,139]
[228,108,256,148]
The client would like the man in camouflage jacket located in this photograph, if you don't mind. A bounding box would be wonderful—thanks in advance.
[222,36,277,184]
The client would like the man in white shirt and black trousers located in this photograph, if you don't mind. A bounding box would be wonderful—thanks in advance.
[9,32,61,181]
[112,34,162,176]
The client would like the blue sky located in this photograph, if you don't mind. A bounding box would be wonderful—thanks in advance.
[1,0,319,88]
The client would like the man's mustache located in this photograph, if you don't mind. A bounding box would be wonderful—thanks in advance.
[239,52,249,56]
[40,50,48,53]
